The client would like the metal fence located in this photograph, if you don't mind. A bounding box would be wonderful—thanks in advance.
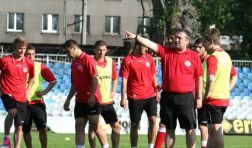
[2,53,251,68]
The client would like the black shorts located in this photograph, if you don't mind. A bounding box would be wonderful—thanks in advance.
[23,103,47,132]
[74,102,101,119]
[1,94,27,126]
[207,105,226,124]
[101,103,118,124]
[128,97,157,122]
[160,91,196,130]
[197,104,208,126]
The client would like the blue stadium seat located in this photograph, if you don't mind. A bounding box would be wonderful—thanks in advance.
[238,72,246,79]
[235,67,241,73]
[238,82,246,89]
[242,67,251,73]
[54,63,63,69]
[0,100,5,110]
[46,63,54,69]
[63,63,71,70]
[248,73,252,80]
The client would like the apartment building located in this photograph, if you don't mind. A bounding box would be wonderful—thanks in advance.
[0,0,153,46]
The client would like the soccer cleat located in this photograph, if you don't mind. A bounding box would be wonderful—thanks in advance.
[2,137,10,148]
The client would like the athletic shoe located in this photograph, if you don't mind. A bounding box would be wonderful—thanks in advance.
[2,137,10,148]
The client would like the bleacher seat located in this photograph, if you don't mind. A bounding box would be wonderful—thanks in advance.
[242,67,250,73]
[54,63,63,69]
[63,63,71,70]
[235,67,241,73]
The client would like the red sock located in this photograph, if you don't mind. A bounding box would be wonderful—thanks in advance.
[154,128,166,148]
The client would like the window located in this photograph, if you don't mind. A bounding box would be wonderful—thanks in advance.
[42,14,59,33]
[105,16,120,34]
[73,15,90,34]
[137,17,151,35]
[7,13,24,32]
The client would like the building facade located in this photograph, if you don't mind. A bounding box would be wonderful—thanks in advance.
[0,0,153,46]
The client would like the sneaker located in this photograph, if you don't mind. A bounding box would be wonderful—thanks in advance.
[2,137,10,148]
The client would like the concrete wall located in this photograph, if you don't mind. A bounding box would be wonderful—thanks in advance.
[0,0,153,46]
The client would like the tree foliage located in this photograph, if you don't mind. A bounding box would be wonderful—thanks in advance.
[149,0,252,55]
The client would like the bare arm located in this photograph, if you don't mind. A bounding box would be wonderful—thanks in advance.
[88,76,99,107]
[204,75,214,99]
[195,76,203,109]
[124,31,159,52]
[152,75,161,103]
[110,78,117,99]
[64,84,76,111]
[229,75,238,91]
[120,77,127,110]
[26,77,35,96]
[36,80,57,97]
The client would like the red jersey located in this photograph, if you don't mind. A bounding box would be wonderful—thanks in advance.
[120,53,156,100]
[0,55,34,102]
[96,57,117,80]
[157,45,203,93]
[71,52,102,103]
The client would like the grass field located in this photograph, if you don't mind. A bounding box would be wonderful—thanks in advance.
[1,132,252,148]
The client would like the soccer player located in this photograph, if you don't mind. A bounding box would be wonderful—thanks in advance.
[23,44,57,148]
[120,39,159,148]
[194,38,210,148]
[63,40,109,148]
[203,28,237,148]
[124,29,203,148]
[88,40,121,148]
[0,37,34,148]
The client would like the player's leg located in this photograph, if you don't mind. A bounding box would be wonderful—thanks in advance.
[88,103,109,148]
[197,105,209,148]
[14,101,28,148]
[74,102,89,148]
[145,97,158,148]
[2,94,18,147]
[88,124,97,148]
[32,103,48,148]
[102,104,120,148]
[177,92,197,148]
[207,106,226,148]
[128,99,144,148]
[159,91,177,148]
[154,123,166,148]
[23,105,33,148]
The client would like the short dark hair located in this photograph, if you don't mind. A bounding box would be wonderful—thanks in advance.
[64,39,79,50]
[194,38,207,47]
[174,28,192,41]
[94,40,107,48]
[27,44,36,51]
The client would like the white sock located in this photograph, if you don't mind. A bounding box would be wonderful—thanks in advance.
[102,144,109,148]
[76,145,84,148]
[159,127,166,132]
[131,147,137,148]
[148,143,154,148]
[202,141,207,147]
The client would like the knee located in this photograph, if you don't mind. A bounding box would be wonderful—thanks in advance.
[8,109,17,118]
[130,122,139,130]
[149,118,157,127]
[38,128,47,134]
[112,123,121,134]
[185,129,195,135]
